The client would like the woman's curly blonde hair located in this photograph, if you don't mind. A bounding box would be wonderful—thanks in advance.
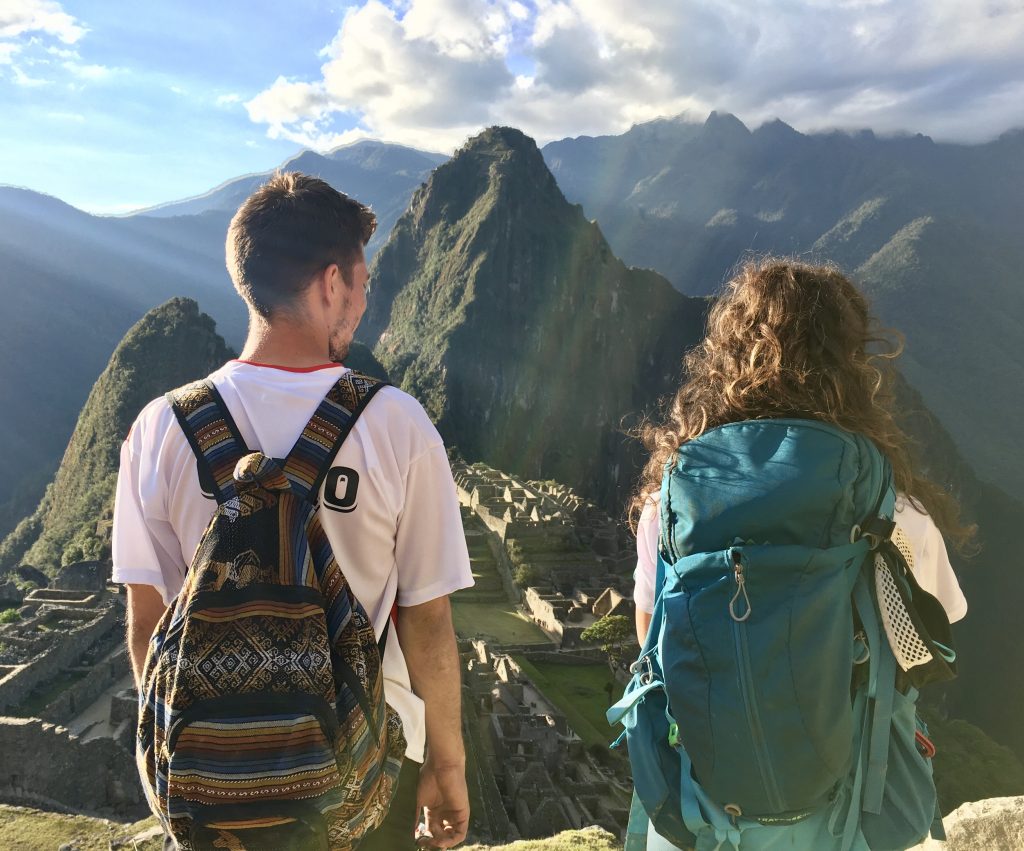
[630,258,974,550]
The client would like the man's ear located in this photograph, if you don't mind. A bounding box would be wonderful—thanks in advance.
[321,263,343,304]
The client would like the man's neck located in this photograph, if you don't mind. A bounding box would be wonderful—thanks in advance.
[238,313,334,368]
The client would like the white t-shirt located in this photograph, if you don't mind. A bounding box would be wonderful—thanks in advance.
[633,493,967,622]
[112,360,474,762]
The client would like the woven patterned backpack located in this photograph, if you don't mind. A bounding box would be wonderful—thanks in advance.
[136,372,405,851]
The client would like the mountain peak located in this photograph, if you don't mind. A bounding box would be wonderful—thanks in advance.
[753,118,801,141]
[460,125,541,156]
[362,126,705,506]
[3,298,234,571]
[703,110,751,139]
[398,125,563,235]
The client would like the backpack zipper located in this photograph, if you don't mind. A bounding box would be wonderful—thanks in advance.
[729,555,784,813]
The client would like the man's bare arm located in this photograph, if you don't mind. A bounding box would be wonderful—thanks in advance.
[126,584,167,689]
[397,595,468,849]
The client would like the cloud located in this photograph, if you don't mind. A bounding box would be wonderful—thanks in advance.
[216,93,243,106]
[0,0,85,44]
[63,60,116,80]
[0,1,112,87]
[245,0,1024,151]
[12,63,48,86]
[246,0,515,151]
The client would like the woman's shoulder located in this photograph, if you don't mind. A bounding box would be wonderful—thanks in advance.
[894,493,939,538]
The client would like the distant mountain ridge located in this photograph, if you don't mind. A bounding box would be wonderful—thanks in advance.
[541,112,1024,496]
[132,141,446,259]
[4,118,1021,521]
[135,141,445,217]
[362,125,1024,774]
[0,185,242,538]
[0,140,444,533]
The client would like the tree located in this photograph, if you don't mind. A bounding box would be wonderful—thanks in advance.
[581,614,634,673]
[513,562,543,588]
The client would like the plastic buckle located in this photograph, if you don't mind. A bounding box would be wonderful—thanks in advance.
[668,722,681,749]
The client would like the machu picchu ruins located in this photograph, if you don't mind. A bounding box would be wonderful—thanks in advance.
[0,563,144,818]
[0,459,638,842]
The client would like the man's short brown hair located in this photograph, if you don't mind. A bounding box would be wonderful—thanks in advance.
[226,171,376,317]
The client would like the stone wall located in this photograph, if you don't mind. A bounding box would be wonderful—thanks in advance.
[42,646,128,725]
[521,650,606,666]
[0,716,145,818]
[0,603,119,714]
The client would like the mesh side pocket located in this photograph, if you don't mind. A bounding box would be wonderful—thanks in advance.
[892,526,915,571]
[875,554,933,671]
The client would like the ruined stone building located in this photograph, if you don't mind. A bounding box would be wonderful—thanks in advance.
[0,567,142,817]
[0,459,636,840]
[460,640,628,843]
[451,462,636,647]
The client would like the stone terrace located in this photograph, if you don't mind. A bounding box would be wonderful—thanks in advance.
[460,640,628,843]
[0,577,143,818]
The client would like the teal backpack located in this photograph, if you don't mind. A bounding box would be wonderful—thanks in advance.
[609,419,957,850]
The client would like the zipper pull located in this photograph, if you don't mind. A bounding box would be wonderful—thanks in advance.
[729,550,752,622]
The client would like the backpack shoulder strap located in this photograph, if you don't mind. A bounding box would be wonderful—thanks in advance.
[165,379,250,504]
[282,371,389,502]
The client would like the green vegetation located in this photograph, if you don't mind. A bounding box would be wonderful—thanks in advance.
[0,805,159,851]
[452,601,551,646]
[513,562,544,588]
[0,607,19,624]
[0,298,234,574]
[465,828,620,850]
[363,126,707,505]
[514,656,618,750]
[581,615,634,672]
[923,710,1024,814]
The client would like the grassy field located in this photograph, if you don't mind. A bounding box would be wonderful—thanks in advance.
[513,656,619,749]
[0,806,159,851]
[452,601,552,645]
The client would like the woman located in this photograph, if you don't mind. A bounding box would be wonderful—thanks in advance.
[629,259,971,850]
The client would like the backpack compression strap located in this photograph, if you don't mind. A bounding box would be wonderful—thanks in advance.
[281,371,389,503]
[166,380,250,504]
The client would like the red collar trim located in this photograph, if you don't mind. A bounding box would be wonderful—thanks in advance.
[231,359,343,373]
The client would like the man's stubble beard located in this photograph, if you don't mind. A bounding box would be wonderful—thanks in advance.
[328,296,356,363]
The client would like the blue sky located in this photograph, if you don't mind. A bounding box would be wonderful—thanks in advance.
[2,0,1023,213]
[0,1,359,212]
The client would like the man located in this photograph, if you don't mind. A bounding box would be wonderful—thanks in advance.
[112,172,473,849]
